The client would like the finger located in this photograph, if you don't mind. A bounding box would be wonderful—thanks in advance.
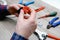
[19,9,24,20]
[13,5,20,10]
[14,13,19,17]
[24,14,30,19]
[29,9,36,20]
[17,4,24,7]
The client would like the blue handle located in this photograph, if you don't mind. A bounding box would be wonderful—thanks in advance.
[19,0,34,6]
[19,0,23,4]
[52,21,60,27]
[49,17,59,25]
[24,1,34,6]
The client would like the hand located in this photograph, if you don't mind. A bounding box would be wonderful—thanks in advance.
[7,4,23,17]
[15,9,37,39]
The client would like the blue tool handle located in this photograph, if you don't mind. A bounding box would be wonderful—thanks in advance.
[52,21,60,27]
[19,0,23,4]
[49,17,59,25]
[24,1,34,6]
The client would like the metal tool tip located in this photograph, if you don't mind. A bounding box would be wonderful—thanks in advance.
[47,25,52,29]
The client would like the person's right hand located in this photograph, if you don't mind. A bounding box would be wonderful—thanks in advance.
[15,9,37,39]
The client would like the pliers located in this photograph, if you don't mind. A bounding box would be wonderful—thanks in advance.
[17,0,45,15]
[19,0,34,6]
[47,17,60,29]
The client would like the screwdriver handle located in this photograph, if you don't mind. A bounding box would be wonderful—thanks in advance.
[49,11,57,17]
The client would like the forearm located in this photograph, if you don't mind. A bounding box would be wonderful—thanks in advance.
[0,4,10,20]
[10,32,28,40]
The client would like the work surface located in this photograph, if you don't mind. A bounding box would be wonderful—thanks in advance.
[0,0,60,40]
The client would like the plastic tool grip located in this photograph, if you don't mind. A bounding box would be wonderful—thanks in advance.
[19,0,23,4]
[35,6,45,12]
[49,12,57,17]
[19,0,34,6]
[17,6,45,14]
[49,17,59,25]
[17,6,31,14]
[23,6,31,14]
[48,34,60,40]
[24,1,34,6]
[52,21,60,27]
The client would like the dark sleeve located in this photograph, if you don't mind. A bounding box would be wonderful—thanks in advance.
[0,4,11,20]
[10,32,28,40]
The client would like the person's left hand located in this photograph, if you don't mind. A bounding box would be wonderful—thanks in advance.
[7,4,23,17]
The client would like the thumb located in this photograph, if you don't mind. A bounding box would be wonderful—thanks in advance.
[19,9,24,20]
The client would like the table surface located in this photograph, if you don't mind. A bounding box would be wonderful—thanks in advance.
[0,0,60,40]
[42,0,60,10]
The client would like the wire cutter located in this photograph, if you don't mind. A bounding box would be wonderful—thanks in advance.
[19,0,34,6]
[47,17,60,29]
[34,29,60,40]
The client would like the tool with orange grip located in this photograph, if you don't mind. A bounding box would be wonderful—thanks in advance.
[35,29,60,40]
[18,0,45,14]
[35,6,45,12]
[48,34,60,40]
[17,6,45,14]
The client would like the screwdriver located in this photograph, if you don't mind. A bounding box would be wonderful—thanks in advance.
[38,11,57,19]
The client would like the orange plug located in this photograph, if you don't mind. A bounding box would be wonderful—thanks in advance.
[48,34,60,40]
[23,6,31,14]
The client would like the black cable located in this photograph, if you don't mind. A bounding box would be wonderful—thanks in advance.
[17,7,23,14]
